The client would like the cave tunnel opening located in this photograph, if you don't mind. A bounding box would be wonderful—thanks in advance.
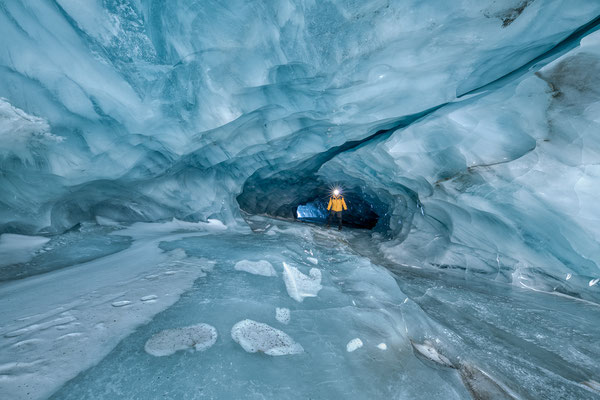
[294,188,381,230]
[237,171,390,231]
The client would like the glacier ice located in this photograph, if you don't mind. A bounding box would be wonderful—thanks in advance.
[1,0,600,399]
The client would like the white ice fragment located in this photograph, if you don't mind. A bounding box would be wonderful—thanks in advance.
[141,295,158,302]
[275,308,290,324]
[411,340,453,367]
[144,324,217,357]
[282,262,322,302]
[346,338,363,352]
[589,278,599,287]
[377,343,387,350]
[111,300,132,307]
[307,257,318,265]
[231,319,303,356]
[566,273,572,280]
[234,260,276,277]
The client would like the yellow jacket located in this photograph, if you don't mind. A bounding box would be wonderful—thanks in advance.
[327,195,347,212]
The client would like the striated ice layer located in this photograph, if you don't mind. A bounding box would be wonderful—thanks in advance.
[1,1,600,233]
[318,29,600,301]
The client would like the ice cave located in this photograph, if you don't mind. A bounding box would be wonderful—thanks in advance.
[1,1,600,399]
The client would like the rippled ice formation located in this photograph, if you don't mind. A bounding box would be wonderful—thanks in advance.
[1,1,600,399]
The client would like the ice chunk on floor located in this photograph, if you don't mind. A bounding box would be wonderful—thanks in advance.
[346,338,363,352]
[231,319,303,356]
[377,343,387,350]
[234,260,276,277]
[145,323,217,357]
[307,257,318,265]
[111,300,132,307]
[275,307,290,324]
[282,262,322,302]
[411,340,453,367]
[0,234,50,267]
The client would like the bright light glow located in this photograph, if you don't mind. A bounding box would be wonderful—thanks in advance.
[333,189,340,196]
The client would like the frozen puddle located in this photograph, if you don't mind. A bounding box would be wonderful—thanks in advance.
[282,262,322,302]
[231,319,303,356]
[145,324,218,357]
[234,260,276,277]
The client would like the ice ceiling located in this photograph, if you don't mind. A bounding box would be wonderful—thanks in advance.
[1,0,600,302]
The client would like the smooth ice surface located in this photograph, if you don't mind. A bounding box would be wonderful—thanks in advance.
[144,323,217,356]
[231,319,303,356]
[234,260,276,277]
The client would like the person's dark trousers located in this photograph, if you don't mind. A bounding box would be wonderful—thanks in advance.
[327,211,343,230]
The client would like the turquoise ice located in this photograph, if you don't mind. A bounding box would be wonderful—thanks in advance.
[1,1,600,399]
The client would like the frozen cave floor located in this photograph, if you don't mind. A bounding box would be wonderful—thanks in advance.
[1,217,599,400]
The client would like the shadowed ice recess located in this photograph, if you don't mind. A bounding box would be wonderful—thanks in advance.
[1,1,600,399]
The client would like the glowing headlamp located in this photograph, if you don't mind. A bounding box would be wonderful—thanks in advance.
[333,189,340,196]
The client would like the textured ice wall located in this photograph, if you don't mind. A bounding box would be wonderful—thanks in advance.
[319,30,600,300]
[1,0,599,233]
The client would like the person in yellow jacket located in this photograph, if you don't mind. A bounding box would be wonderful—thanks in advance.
[327,188,347,230]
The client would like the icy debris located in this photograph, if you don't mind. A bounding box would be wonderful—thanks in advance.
[307,257,318,265]
[275,308,290,324]
[111,300,132,307]
[410,340,453,367]
[231,319,303,356]
[346,338,363,352]
[234,260,276,277]
[377,343,387,350]
[589,278,599,287]
[144,324,217,357]
[282,262,322,302]
[141,295,158,302]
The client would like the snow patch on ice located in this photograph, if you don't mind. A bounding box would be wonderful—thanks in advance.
[282,262,322,302]
[114,218,226,239]
[275,308,290,324]
[0,234,50,267]
[231,319,303,356]
[346,338,363,352]
[234,260,276,277]
[144,323,217,357]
